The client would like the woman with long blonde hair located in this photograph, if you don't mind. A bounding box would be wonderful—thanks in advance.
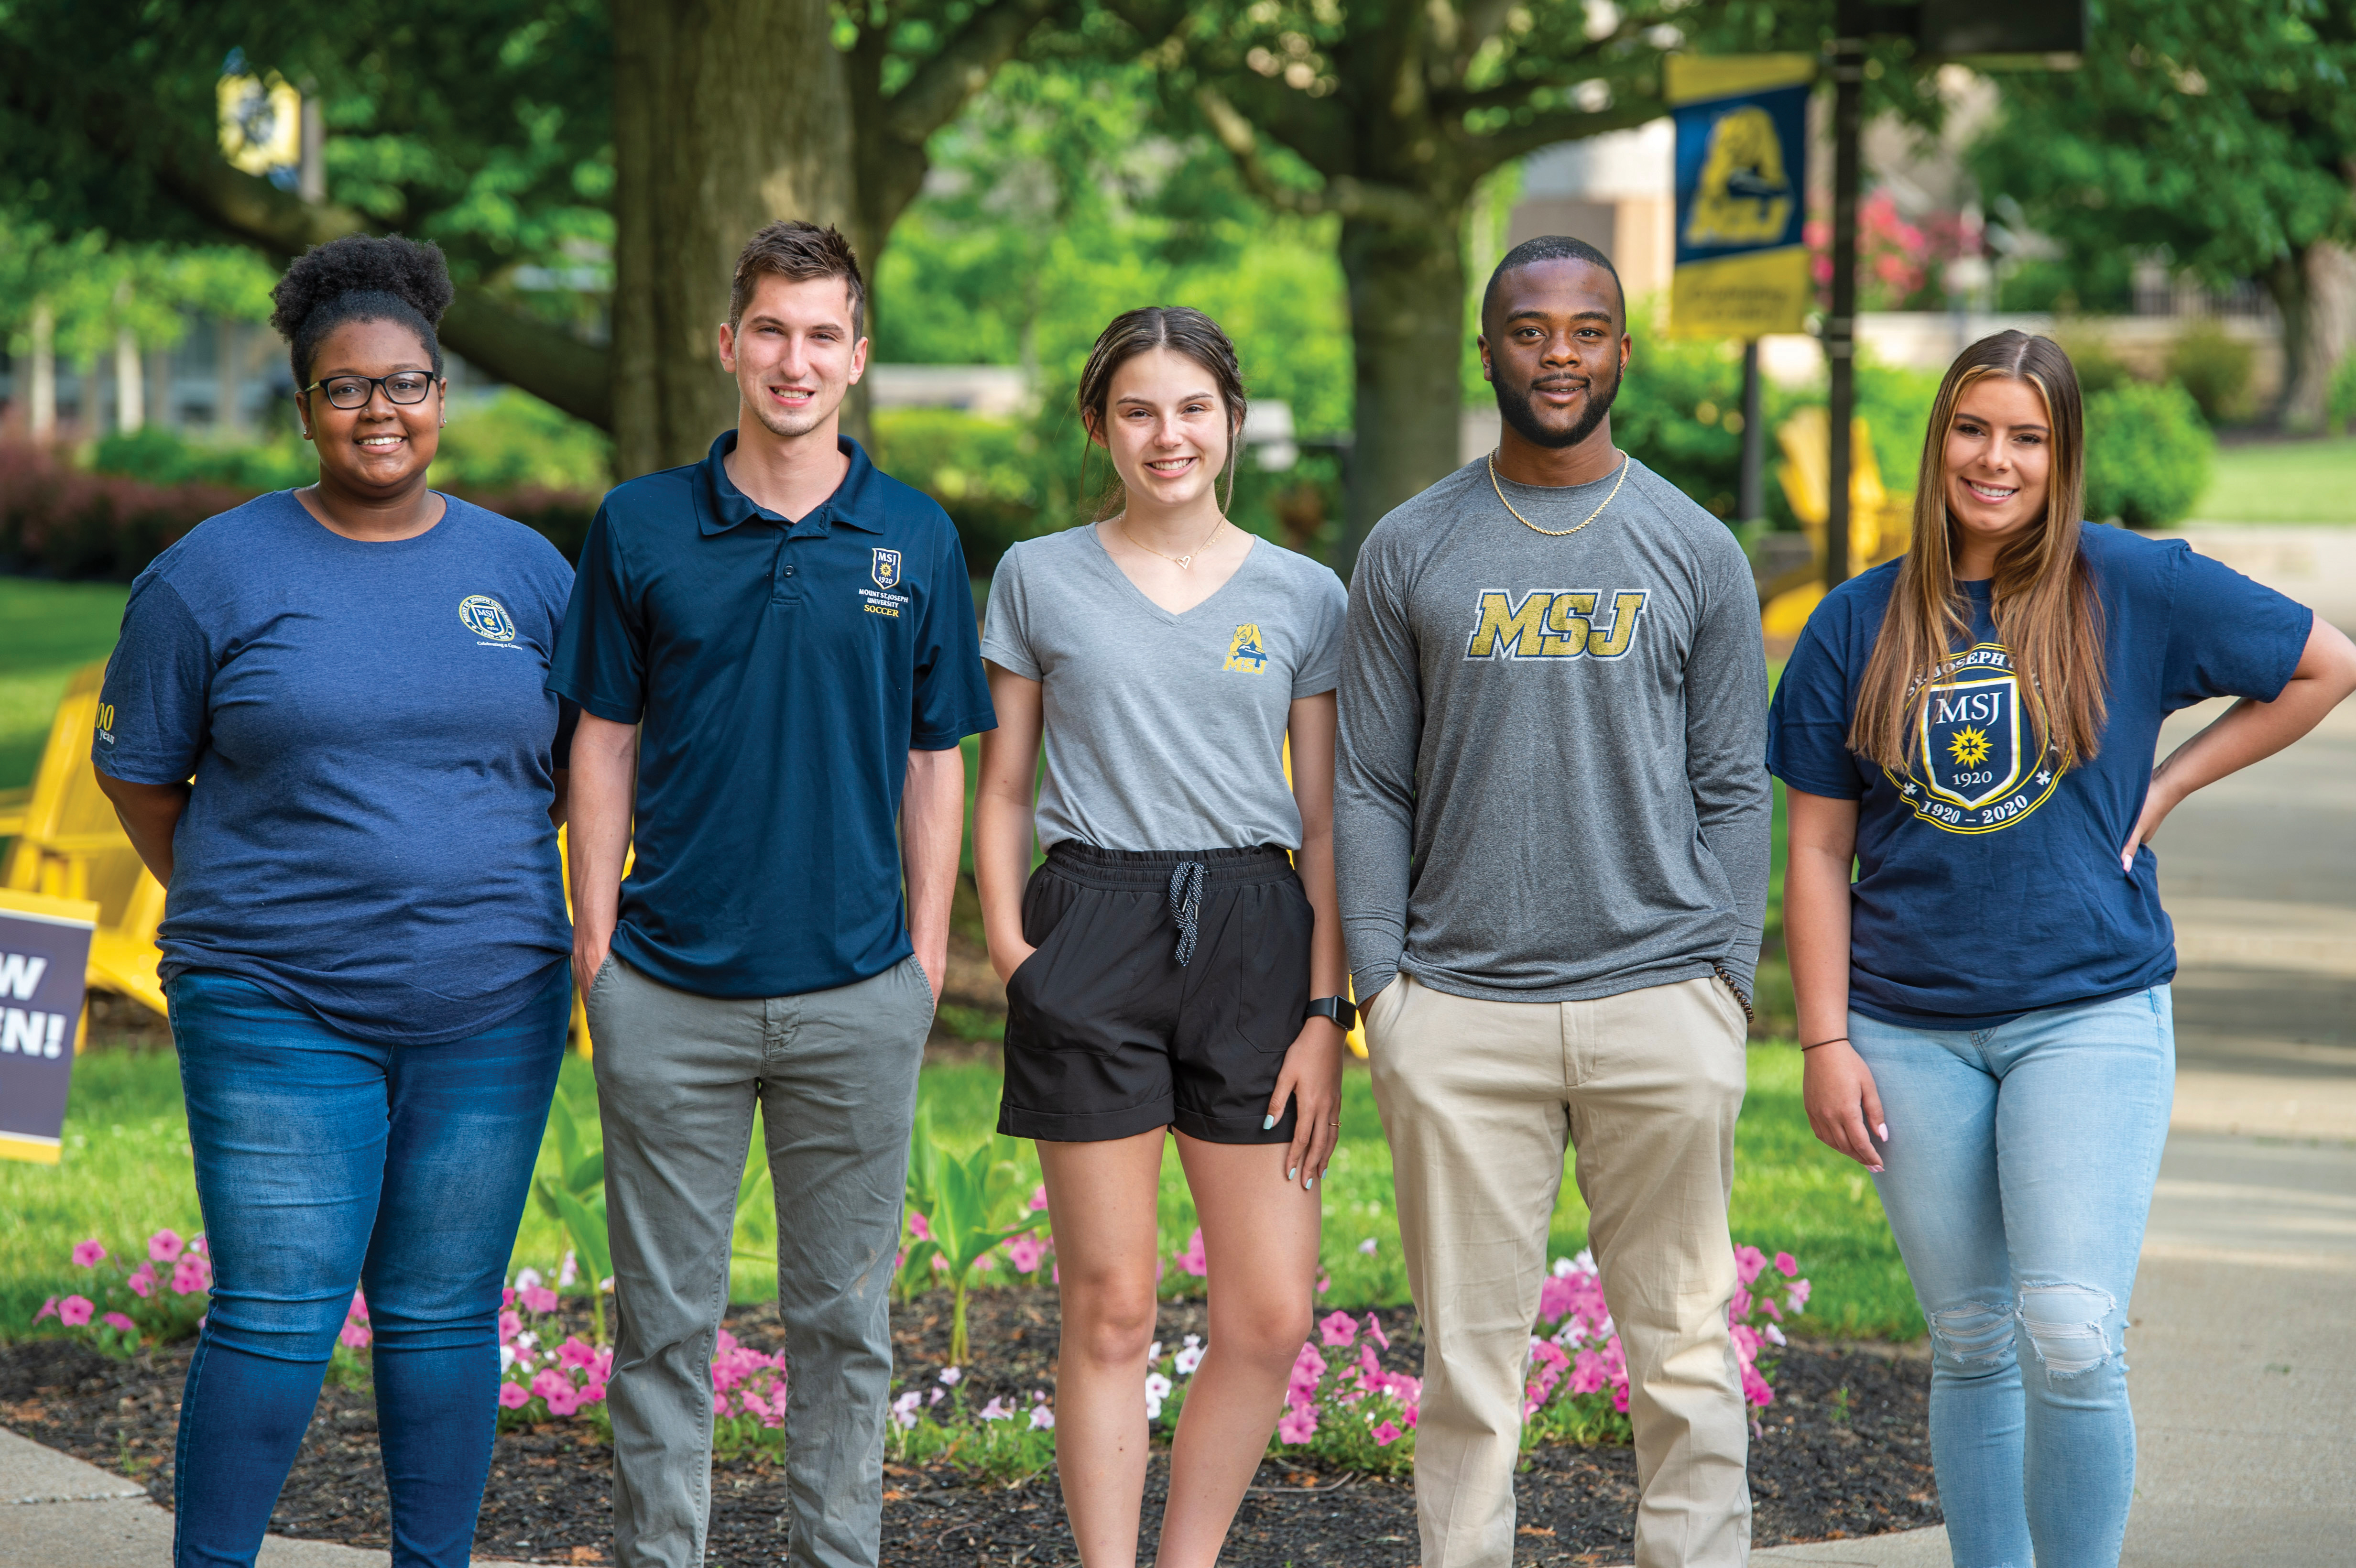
[1767,330,2356,1567]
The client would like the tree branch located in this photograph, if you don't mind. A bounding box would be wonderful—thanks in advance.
[884,0,1065,146]
[151,150,614,431]
[1458,92,1670,174]
[1195,86,1431,226]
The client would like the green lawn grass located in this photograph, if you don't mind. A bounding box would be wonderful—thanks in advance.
[1,1042,1921,1344]
[2196,436,2356,523]
[0,577,128,790]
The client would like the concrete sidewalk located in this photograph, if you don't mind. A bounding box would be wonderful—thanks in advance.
[0,1424,539,1568]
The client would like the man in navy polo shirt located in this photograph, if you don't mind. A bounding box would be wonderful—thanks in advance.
[552,220,994,1568]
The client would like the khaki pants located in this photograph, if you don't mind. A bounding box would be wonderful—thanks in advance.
[1365,972,1752,1568]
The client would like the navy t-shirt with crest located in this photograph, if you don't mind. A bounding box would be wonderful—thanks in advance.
[1766,523,2311,1027]
[94,490,577,1045]
[547,432,995,1001]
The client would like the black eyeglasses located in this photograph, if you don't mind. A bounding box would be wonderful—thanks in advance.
[301,372,439,410]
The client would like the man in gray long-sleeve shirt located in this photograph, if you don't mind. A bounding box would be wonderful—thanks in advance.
[1337,236,1770,1568]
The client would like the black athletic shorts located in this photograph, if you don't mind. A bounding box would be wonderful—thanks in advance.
[996,842,1314,1144]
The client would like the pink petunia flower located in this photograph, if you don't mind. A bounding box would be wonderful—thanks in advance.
[1276,1404,1318,1444]
[172,1257,211,1296]
[148,1230,185,1263]
[519,1284,558,1315]
[1775,1252,1799,1279]
[102,1311,136,1333]
[1027,1185,1050,1212]
[1372,1420,1403,1446]
[1364,1313,1389,1350]
[1029,1404,1055,1431]
[1005,1234,1047,1274]
[557,1336,596,1369]
[127,1263,156,1299]
[544,1383,581,1417]
[58,1296,94,1327]
[499,1309,523,1343]
[71,1240,106,1268]
[1176,1228,1208,1277]
[906,1212,931,1241]
[34,1296,58,1323]
[1734,1245,1767,1287]
[340,1321,372,1350]
[498,1382,531,1410]
[978,1397,1014,1422]
[1318,1311,1358,1349]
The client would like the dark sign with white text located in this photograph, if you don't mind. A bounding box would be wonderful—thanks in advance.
[0,894,97,1164]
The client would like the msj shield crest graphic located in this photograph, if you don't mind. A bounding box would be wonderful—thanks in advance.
[1920,669,2022,809]
[871,548,902,590]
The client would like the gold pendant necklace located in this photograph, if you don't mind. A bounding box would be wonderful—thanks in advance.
[1488,450,1629,537]
[1120,513,1224,570]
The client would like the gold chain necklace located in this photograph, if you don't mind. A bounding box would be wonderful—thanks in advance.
[1487,450,1629,538]
[1118,512,1225,570]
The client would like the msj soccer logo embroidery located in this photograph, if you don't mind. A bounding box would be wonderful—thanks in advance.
[1883,643,2064,834]
[1222,623,1269,672]
[458,595,516,642]
[871,548,903,591]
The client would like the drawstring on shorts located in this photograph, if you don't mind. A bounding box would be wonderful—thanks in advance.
[1168,860,1205,967]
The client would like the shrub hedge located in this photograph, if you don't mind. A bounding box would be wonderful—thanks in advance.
[0,442,599,580]
[2083,380,2215,529]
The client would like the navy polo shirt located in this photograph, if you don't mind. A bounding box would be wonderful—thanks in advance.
[549,432,994,999]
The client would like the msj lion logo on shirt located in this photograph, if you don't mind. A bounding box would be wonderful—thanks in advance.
[1222,623,1269,672]
[1884,643,2065,834]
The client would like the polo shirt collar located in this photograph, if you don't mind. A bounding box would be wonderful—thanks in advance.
[697,429,886,537]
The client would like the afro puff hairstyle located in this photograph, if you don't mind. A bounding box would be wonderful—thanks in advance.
[270,233,455,388]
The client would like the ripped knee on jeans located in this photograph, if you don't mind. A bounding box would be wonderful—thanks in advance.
[1926,1300,2016,1369]
[2017,1283,2118,1379]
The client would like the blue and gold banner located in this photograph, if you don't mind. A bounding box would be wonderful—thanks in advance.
[1666,54,1814,341]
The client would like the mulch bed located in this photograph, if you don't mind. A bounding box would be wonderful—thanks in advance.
[1,1286,1937,1566]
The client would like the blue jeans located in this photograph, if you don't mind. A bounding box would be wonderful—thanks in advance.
[1851,986,2173,1568]
[168,966,568,1568]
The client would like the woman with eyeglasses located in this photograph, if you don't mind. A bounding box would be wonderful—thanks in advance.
[93,234,577,1568]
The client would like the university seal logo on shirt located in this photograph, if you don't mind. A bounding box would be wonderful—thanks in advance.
[871,548,902,590]
[1222,623,1268,672]
[458,595,517,642]
[1885,643,2065,834]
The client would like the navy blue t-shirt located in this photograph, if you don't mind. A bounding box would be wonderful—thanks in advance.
[547,433,995,1000]
[1767,524,2311,1027]
[94,490,577,1045]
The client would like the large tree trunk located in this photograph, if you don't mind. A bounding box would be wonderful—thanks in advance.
[611,0,855,480]
[2266,240,2356,433]
[1336,212,1471,577]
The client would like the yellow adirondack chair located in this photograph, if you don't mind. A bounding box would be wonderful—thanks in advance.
[1760,409,1915,639]
[1,663,168,1026]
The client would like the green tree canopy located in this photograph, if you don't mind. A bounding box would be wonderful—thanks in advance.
[1971,0,2356,427]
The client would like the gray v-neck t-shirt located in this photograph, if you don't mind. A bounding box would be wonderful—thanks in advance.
[982,524,1348,852]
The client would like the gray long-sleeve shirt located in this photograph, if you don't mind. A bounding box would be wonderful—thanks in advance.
[1334,454,1771,1005]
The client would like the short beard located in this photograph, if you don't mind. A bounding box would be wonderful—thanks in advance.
[1494,364,1619,451]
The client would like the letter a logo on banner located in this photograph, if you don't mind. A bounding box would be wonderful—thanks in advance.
[1665,54,1815,341]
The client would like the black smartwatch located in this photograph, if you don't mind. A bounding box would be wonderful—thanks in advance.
[1306,996,1358,1032]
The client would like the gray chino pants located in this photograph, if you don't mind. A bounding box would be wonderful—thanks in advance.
[585,952,933,1568]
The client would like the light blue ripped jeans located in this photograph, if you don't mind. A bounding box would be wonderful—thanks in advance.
[1851,986,2173,1568]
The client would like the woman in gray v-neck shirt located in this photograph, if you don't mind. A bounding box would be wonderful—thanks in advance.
[974,306,1352,1568]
